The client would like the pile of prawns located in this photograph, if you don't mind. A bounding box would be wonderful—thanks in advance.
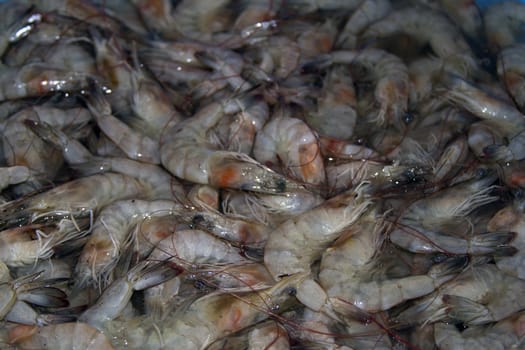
[0,0,525,349]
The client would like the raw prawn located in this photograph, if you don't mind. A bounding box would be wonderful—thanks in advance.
[264,185,372,279]
[305,48,409,130]
[336,0,391,49]
[393,264,525,326]
[86,89,161,164]
[0,165,30,191]
[0,63,94,102]
[79,260,178,330]
[498,44,525,111]
[75,199,185,287]
[363,7,477,74]
[434,312,525,350]
[253,112,326,186]
[487,196,525,279]
[8,322,115,350]
[160,97,302,194]
[105,273,307,349]
[484,0,525,50]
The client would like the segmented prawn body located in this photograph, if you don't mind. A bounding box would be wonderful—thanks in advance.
[253,113,326,186]
[160,97,302,194]
[104,273,307,349]
[498,44,525,111]
[319,205,468,312]
[394,264,525,326]
[264,185,372,279]
[0,166,30,191]
[314,48,409,129]
[9,322,115,350]
[389,173,516,256]
[434,312,525,350]
[484,1,525,50]
[336,0,391,49]
[75,199,185,287]
[487,197,525,279]
[364,7,478,74]
[444,74,525,162]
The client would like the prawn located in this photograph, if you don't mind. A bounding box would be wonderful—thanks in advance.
[417,0,482,39]
[24,119,186,201]
[213,95,269,155]
[304,65,357,140]
[221,187,324,226]
[128,59,184,141]
[160,96,303,194]
[0,268,69,326]
[484,0,525,50]
[0,63,93,102]
[306,48,409,130]
[195,48,253,94]
[75,199,185,287]
[389,171,517,256]
[497,44,525,111]
[443,74,525,162]
[105,273,307,349]
[0,2,36,57]
[85,88,161,164]
[363,7,477,74]
[8,322,115,350]
[0,165,30,191]
[180,208,270,247]
[146,219,275,292]
[172,0,236,45]
[79,260,178,330]
[253,112,326,186]
[264,184,372,279]
[207,320,290,350]
[0,219,89,267]
[318,205,468,312]
[0,172,161,230]
[392,264,525,326]
[336,0,392,49]
[487,196,525,279]
[434,312,525,350]
[2,106,92,192]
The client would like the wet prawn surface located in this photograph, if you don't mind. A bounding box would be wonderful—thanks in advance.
[1,0,525,349]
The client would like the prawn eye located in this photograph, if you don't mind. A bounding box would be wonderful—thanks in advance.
[275,178,287,193]
[475,167,488,178]
[194,280,209,291]
[286,287,297,296]
[403,112,414,125]
[192,214,204,226]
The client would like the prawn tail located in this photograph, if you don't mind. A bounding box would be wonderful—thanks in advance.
[468,231,517,256]
[6,303,77,326]
[24,120,94,166]
[128,260,180,291]
[17,284,69,309]
[483,144,515,162]
[449,185,499,218]
[84,84,112,118]
[390,297,444,328]
[11,272,67,306]
[428,255,469,285]
[442,294,493,325]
